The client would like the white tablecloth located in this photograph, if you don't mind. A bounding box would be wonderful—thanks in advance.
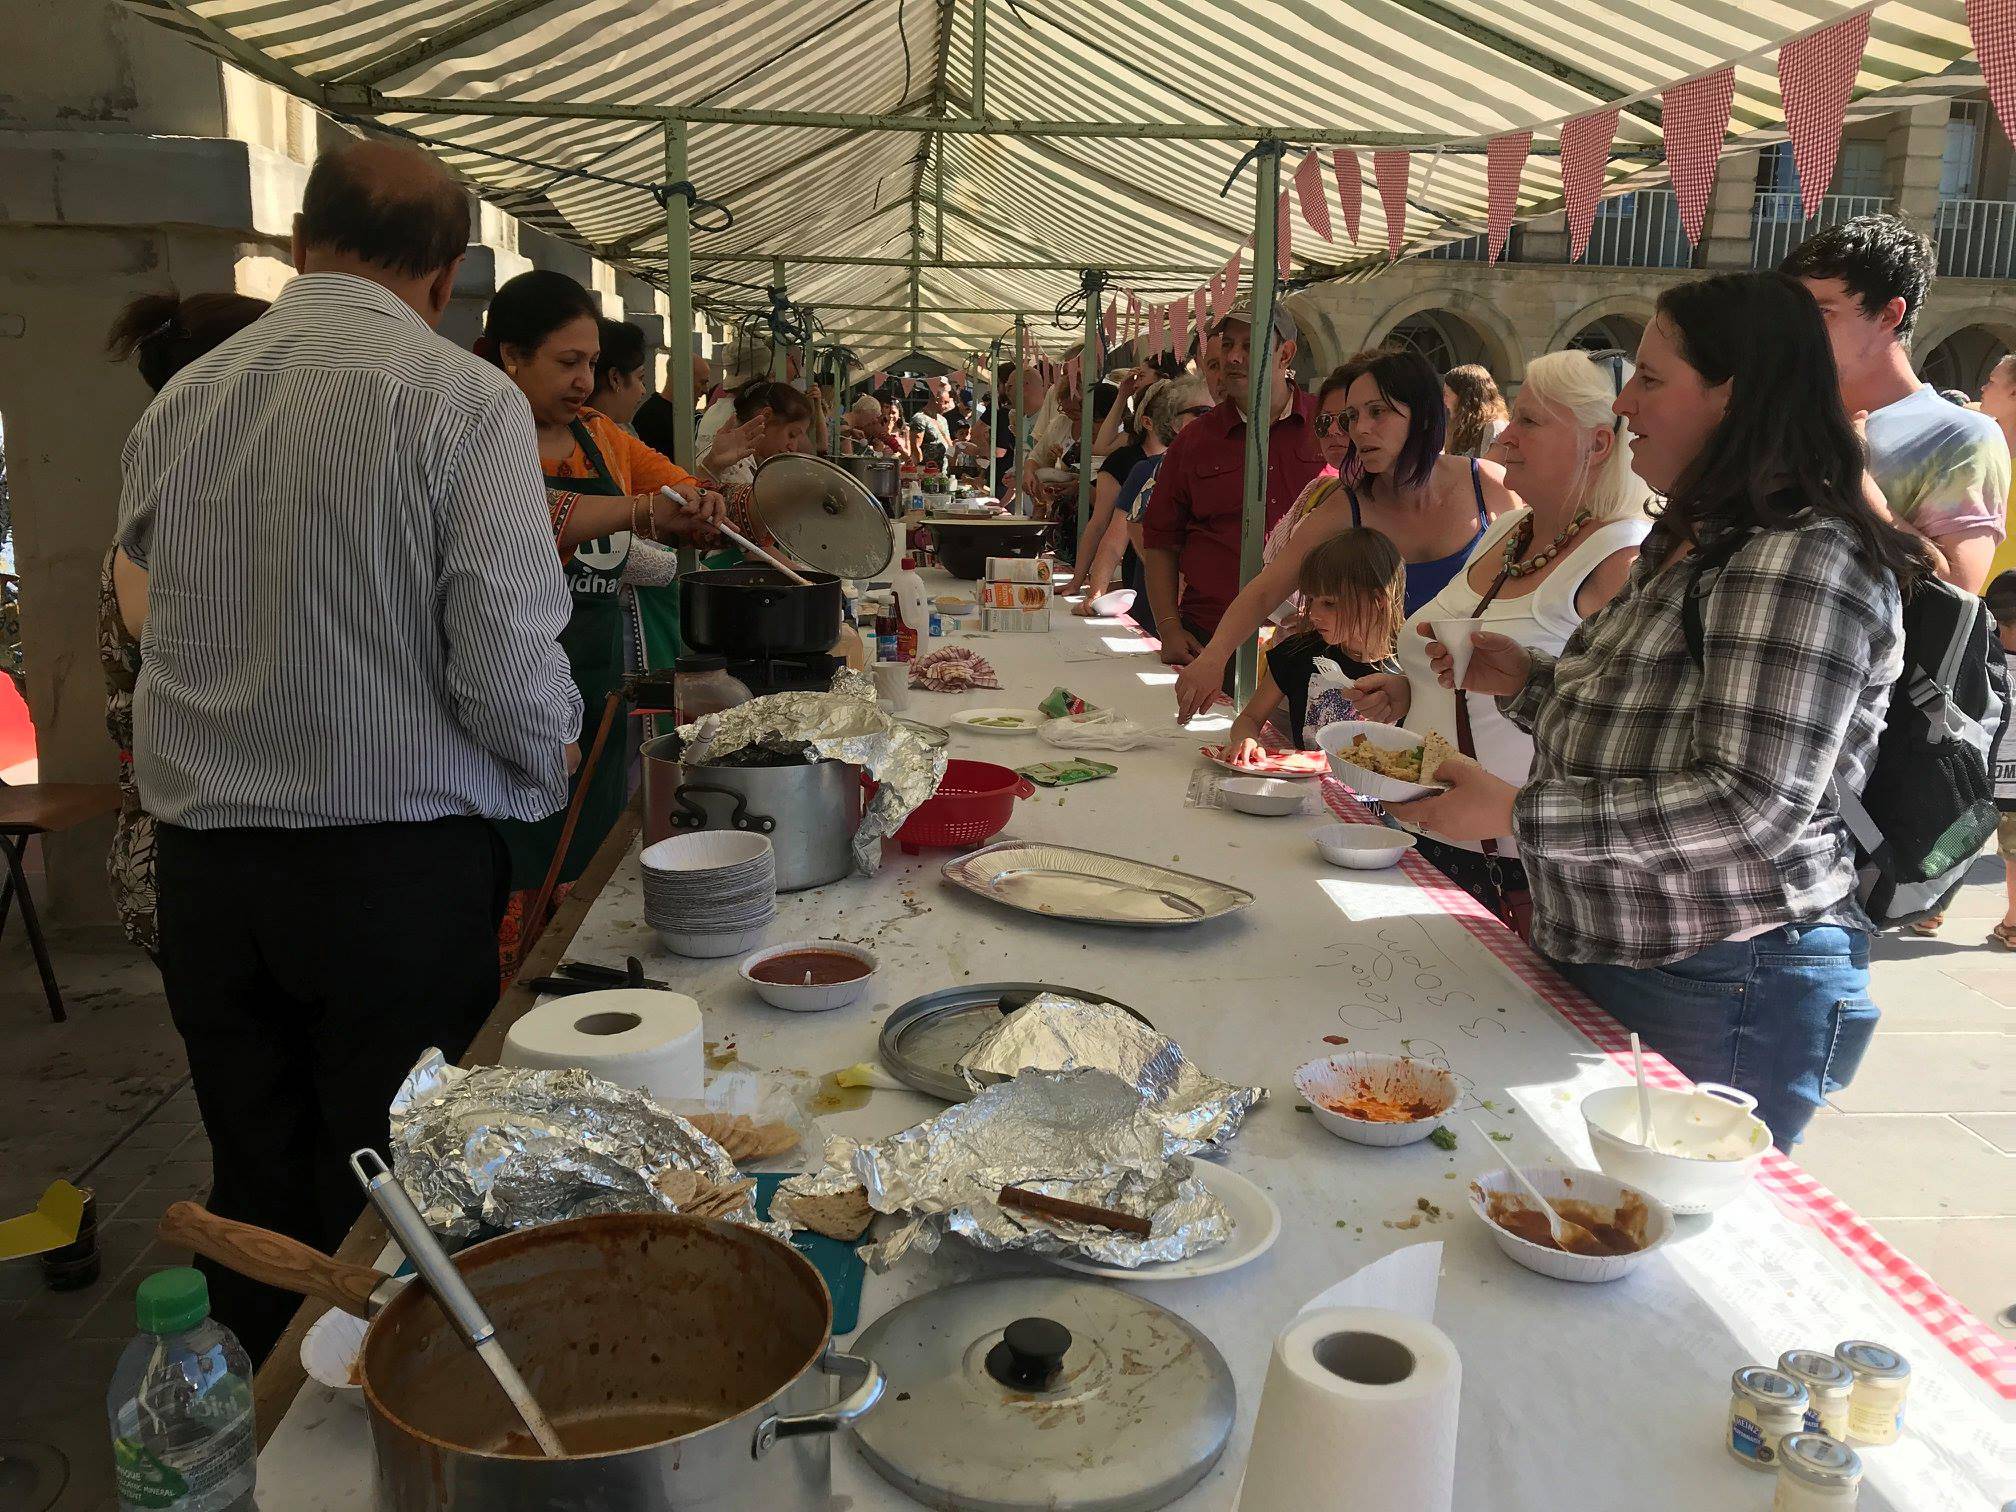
[255,573,2012,1511]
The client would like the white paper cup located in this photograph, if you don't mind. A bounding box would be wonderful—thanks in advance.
[1428,619,1485,689]
[872,661,910,709]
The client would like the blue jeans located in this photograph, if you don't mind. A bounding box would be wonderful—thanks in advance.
[1556,925,1878,1151]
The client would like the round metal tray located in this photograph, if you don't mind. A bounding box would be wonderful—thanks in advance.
[877,982,1151,1102]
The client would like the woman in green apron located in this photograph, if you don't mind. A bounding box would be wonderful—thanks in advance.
[476,271,723,966]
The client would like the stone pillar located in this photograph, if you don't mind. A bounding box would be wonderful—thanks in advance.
[445,242,532,351]
[1886,101,1949,235]
[1698,150,1761,270]
[1520,209,1570,265]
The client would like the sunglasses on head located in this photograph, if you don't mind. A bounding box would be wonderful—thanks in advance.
[1584,347,1628,429]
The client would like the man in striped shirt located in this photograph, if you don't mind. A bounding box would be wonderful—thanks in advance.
[115,138,581,1358]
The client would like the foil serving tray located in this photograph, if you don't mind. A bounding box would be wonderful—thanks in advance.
[939,842,1256,927]
[878,982,1150,1101]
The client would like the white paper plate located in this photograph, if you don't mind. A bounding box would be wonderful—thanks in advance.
[301,1308,369,1395]
[1052,1162,1281,1281]
[1312,721,1448,803]
[949,707,1048,735]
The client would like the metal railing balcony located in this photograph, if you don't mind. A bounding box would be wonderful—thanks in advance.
[1750,193,1890,269]
[1583,191,1694,269]
[1935,198,2016,280]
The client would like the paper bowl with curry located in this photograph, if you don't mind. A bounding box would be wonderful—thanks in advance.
[1312,721,1454,803]
[1467,1165,1675,1284]
[1293,1052,1460,1147]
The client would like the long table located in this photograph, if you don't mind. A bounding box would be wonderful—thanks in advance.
[253,570,2013,1510]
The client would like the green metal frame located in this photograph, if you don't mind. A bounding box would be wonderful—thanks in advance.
[663,121,699,575]
[1011,315,1028,514]
[1073,272,1106,550]
[1235,142,1284,706]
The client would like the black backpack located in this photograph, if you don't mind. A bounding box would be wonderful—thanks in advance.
[1682,533,2009,929]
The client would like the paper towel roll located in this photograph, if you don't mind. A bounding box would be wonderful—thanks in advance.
[1238,1306,1461,1512]
[501,989,705,1104]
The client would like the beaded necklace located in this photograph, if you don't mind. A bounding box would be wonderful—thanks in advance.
[1500,507,1592,578]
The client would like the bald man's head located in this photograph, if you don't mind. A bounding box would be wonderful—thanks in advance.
[298,137,470,279]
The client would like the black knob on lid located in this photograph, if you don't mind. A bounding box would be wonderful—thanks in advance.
[985,1316,1072,1391]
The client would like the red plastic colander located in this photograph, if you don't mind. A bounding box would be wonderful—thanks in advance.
[894,759,1035,853]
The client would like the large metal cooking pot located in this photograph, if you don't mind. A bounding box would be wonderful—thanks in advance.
[680,566,843,657]
[924,518,1053,580]
[159,1205,882,1512]
[641,733,861,891]
[834,453,901,517]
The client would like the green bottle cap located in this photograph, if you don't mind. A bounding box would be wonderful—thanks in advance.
[135,1267,211,1335]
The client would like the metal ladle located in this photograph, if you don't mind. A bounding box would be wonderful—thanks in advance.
[349,1150,565,1458]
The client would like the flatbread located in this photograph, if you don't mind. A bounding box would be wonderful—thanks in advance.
[653,1167,756,1218]
[1418,731,1457,786]
[791,1186,874,1242]
[685,1112,799,1164]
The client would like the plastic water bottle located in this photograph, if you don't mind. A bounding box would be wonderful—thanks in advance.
[891,556,932,663]
[108,1268,257,1511]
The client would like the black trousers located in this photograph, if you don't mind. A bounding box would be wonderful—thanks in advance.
[154,816,508,1361]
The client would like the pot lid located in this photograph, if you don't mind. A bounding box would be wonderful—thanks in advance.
[750,454,894,580]
[852,1277,1234,1512]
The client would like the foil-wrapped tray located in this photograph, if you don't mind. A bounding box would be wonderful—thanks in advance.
[878,982,1151,1101]
[941,842,1255,926]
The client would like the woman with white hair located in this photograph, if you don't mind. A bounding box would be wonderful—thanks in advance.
[1351,348,1653,929]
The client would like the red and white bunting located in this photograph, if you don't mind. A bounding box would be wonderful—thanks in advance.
[1294,150,1333,241]
[1560,107,1619,262]
[1373,151,1410,258]
[1147,300,1165,356]
[1219,248,1241,317]
[1664,66,1736,245]
[1172,298,1190,361]
[1486,132,1532,264]
[1127,289,1142,340]
[1193,286,1210,345]
[1778,12,1872,220]
[1102,299,1117,345]
[1975,0,2016,152]
[1332,149,1364,244]
[1276,191,1293,279]
[867,369,884,390]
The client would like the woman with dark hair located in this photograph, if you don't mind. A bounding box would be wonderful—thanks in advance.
[1392,272,1928,1149]
[1174,347,1515,719]
[101,290,270,954]
[587,316,651,426]
[479,270,723,960]
[1443,364,1509,458]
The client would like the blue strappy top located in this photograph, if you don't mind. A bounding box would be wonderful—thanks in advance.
[1349,457,1490,615]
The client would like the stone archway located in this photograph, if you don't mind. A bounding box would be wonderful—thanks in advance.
[1912,305,2016,394]
[1364,289,1525,388]
[1548,294,1659,358]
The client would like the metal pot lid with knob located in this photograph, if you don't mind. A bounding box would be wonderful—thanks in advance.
[751,454,895,580]
[851,1277,1235,1512]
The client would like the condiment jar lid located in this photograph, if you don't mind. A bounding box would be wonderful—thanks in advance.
[1777,1433,1864,1489]
[851,1277,1235,1512]
[1834,1340,1909,1381]
[1732,1366,1808,1409]
[1779,1349,1853,1391]
[751,453,896,580]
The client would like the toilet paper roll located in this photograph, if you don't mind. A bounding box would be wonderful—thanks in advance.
[501,989,705,1105]
[1238,1306,1460,1512]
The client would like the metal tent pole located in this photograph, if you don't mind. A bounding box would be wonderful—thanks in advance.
[831,351,850,454]
[1072,270,1107,550]
[1011,315,1028,515]
[986,337,1002,498]
[664,121,700,576]
[1235,141,1284,706]
[769,258,789,379]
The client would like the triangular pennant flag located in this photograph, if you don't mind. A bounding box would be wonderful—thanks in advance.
[1331,149,1363,243]
[1664,66,1736,245]
[1193,287,1211,348]
[1102,300,1117,345]
[1294,150,1333,241]
[1147,300,1165,357]
[1486,132,1532,264]
[900,375,916,396]
[1219,248,1241,318]
[1779,13,1873,220]
[1172,298,1189,361]
[1373,151,1411,259]
[1276,191,1292,279]
[1975,0,2016,153]
[1560,108,1619,262]
[1127,289,1142,340]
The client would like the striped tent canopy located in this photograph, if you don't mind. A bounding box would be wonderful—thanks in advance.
[126,0,1985,367]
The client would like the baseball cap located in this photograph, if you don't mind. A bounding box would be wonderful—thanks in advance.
[1212,293,1297,345]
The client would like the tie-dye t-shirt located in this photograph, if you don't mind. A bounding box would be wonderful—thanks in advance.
[1864,385,2010,544]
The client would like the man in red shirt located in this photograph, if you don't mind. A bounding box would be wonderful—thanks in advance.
[1142,299,1323,665]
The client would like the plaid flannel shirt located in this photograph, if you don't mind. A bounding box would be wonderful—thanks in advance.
[1502,515,1902,967]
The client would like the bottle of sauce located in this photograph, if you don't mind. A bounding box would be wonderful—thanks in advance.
[891,556,931,663]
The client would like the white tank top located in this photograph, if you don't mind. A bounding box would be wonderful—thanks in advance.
[1395,507,1651,855]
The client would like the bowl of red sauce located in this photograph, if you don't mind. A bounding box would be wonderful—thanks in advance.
[738,940,879,1012]
[1293,1052,1460,1147]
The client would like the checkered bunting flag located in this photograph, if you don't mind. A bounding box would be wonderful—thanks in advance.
[1664,66,1736,245]
[1373,151,1410,259]
[1778,12,1872,220]
[1486,132,1532,264]
[1294,150,1332,241]
[1969,0,2016,161]
[1218,247,1240,317]
[1560,107,1619,262]
[1332,149,1364,244]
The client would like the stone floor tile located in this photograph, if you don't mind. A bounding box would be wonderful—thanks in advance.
[1825,1032,2014,1114]
[1794,1113,2016,1217]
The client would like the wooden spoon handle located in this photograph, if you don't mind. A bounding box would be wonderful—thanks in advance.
[157,1201,384,1318]
[999,1185,1154,1238]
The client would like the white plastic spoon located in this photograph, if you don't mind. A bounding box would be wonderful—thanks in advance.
[1469,1119,1607,1258]
[1630,1033,1659,1153]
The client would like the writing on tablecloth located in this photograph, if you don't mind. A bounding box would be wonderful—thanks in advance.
[1316,921,1511,1118]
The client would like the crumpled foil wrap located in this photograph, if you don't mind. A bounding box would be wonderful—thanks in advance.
[773,1069,1230,1270]
[387,1051,788,1240]
[955,995,1265,1152]
[678,670,946,873]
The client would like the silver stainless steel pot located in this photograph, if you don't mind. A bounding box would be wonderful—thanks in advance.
[159,1205,883,1512]
[641,734,862,891]
[834,453,901,517]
